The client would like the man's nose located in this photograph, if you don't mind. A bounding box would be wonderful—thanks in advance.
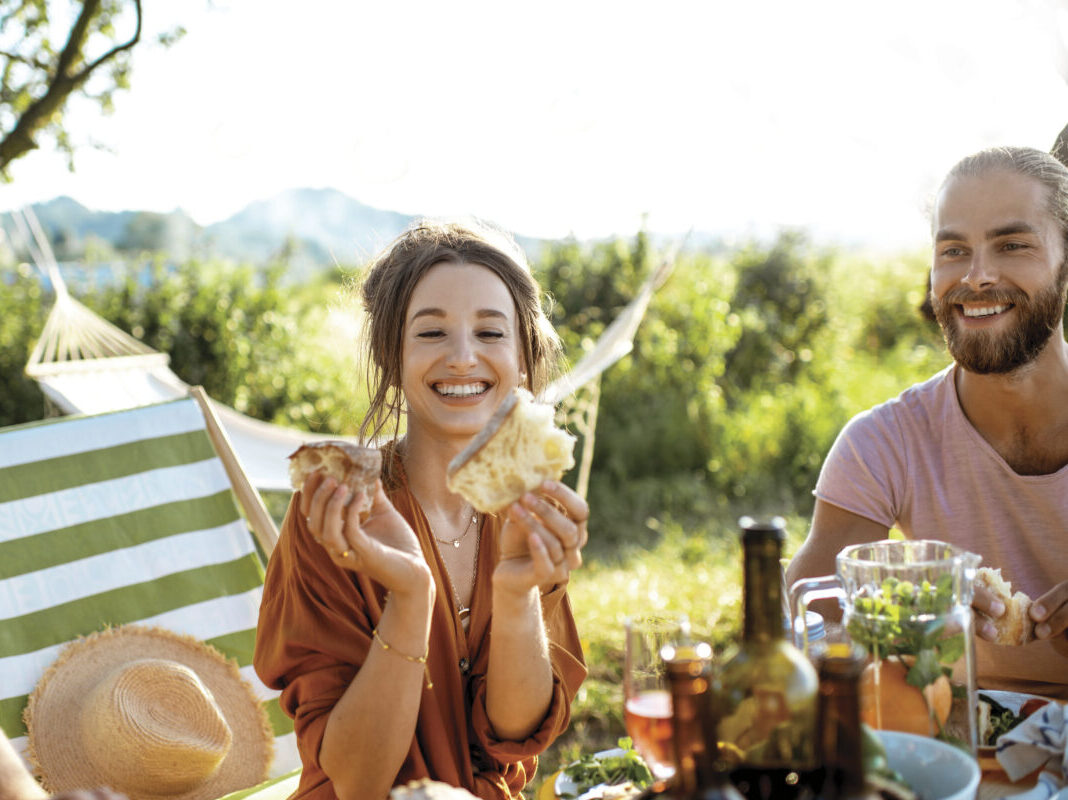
[961,248,998,291]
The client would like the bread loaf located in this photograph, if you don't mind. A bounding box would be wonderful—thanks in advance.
[446,388,576,514]
[288,441,382,513]
[975,566,1035,646]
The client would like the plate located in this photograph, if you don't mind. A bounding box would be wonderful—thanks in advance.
[554,749,638,800]
[878,730,981,800]
[976,690,1052,771]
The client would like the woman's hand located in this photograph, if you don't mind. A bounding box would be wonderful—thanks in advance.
[300,472,431,599]
[1031,580,1068,657]
[494,479,589,593]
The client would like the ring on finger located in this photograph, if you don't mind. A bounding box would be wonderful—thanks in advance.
[340,550,352,559]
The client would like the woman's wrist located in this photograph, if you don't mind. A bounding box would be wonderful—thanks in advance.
[382,569,435,631]
[491,575,540,614]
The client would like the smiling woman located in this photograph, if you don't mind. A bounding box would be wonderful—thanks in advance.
[253,219,589,800]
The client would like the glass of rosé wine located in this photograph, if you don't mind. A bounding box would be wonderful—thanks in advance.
[623,614,691,781]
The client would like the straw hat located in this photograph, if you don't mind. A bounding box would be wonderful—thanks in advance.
[25,625,274,800]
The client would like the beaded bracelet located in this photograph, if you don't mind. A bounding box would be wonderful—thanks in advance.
[372,627,433,689]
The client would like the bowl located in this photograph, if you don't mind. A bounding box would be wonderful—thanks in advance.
[878,730,980,800]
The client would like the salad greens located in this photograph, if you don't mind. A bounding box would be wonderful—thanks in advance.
[559,738,654,798]
[979,693,1037,746]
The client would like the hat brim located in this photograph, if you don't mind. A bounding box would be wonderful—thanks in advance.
[26,625,274,800]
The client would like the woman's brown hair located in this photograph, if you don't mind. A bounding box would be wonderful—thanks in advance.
[357,219,563,449]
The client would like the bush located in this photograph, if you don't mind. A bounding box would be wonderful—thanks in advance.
[537,232,949,555]
[0,264,48,427]
[78,257,367,433]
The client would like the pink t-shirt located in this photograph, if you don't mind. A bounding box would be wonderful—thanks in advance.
[816,364,1068,699]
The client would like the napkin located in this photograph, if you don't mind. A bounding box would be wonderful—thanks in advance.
[995,701,1067,800]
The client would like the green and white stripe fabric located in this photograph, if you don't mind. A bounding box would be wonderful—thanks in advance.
[0,398,299,781]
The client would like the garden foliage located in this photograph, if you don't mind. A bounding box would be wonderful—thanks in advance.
[3,231,952,550]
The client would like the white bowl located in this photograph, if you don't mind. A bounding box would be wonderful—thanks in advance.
[878,730,980,800]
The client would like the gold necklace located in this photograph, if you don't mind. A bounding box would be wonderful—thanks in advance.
[433,507,478,549]
[453,522,481,625]
[429,511,481,625]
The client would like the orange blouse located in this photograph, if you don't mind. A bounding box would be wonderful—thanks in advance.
[253,450,588,799]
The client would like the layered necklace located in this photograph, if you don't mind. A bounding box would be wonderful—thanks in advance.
[433,508,477,548]
[431,506,481,626]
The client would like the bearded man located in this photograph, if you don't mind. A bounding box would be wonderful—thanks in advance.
[787,146,1068,699]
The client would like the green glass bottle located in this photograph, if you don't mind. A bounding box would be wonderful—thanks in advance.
[719,516,819,800]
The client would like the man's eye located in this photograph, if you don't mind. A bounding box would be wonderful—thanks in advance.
[1002,241,1028,251]
[940,246,964,257]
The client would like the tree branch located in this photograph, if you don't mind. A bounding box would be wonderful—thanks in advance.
[0,50,52,72]
[72,0,143,83]
[0,0,142,173]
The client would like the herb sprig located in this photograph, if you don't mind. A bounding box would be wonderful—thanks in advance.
[559,737,654,798]
[846,575,964,690]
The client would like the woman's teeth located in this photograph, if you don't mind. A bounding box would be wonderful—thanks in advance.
[435,383,487,397]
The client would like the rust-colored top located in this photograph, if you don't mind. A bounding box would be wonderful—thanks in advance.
[254,446,587,799]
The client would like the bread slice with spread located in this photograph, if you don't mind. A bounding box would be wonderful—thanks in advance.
[446,389,575,514]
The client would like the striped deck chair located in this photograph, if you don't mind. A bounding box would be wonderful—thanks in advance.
[0,395,301,787]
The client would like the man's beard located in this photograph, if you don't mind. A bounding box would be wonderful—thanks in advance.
[931,263,1068,375]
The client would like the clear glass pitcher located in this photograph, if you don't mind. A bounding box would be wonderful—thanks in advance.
[790,539,981,754]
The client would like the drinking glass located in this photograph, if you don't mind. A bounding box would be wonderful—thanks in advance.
[623,614,690,781]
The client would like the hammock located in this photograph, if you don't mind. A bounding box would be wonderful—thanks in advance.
[11,208,358,492]
[12,206,676,494]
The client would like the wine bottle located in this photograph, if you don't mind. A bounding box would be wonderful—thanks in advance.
[719,516,819,800]
[812,644,881,800]
[637,642,744,799]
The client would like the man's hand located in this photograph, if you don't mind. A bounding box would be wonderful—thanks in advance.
[1030,580,1068,657]
[972,583,1007,642]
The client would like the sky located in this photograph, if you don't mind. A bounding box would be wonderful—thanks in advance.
[4,0,1068,251]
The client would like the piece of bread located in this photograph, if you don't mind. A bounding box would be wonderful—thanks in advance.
[389,779,478,799]
[975,566,1035,646]
[446,388,576,514]
[288,441,382,513]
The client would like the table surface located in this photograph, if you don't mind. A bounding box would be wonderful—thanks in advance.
[537,769,1038,800]
[977,768,1040,800]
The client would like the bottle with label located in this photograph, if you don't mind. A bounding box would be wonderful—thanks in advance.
[637,642,744,799]
[718,516,819,800]
[812,644,881,800]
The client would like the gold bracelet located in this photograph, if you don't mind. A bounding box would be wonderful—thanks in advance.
[372,627,433,689]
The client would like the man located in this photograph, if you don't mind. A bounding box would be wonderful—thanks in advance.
[787,146,1068,699]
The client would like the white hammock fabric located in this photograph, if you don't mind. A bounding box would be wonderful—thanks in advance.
[25,296,346,492]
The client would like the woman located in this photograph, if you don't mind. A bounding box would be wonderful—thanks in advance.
[254,220,589,800]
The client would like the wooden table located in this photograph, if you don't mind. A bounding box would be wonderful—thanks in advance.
[978,768,1040,800]
[538,769,1039,799]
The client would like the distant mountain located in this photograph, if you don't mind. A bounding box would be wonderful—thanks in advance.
[203,188,418,267]
[7,190,553,279]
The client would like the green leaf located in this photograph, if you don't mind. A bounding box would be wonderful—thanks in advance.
[905,649,941,689]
